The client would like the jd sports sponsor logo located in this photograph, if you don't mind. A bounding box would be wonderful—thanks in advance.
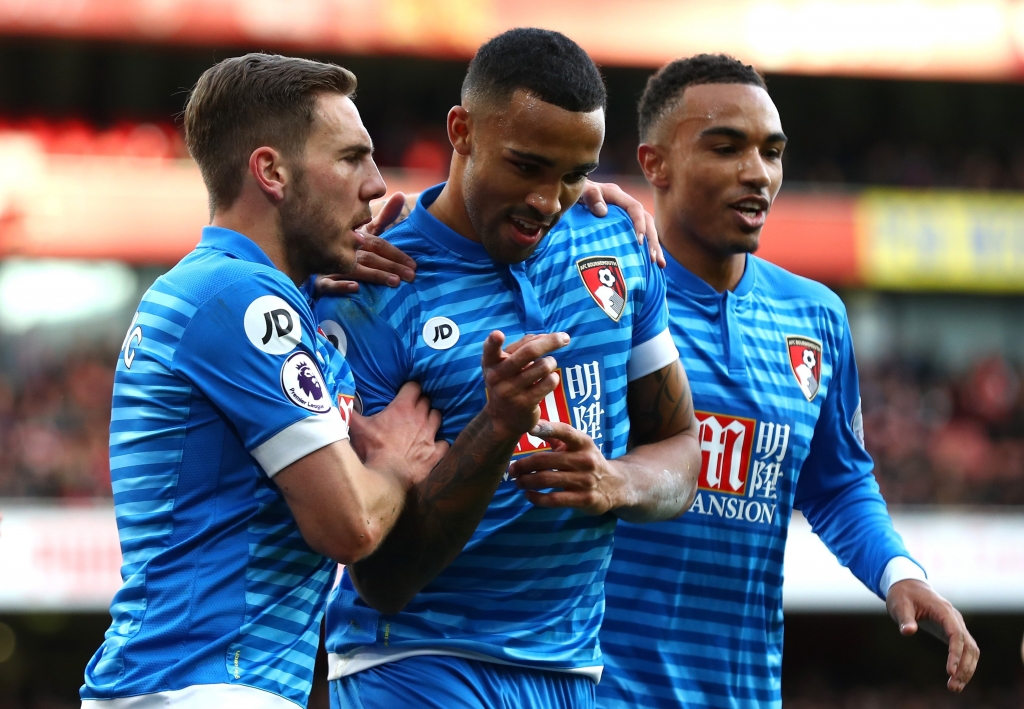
[244,296,302,355]
[423,316,459,350]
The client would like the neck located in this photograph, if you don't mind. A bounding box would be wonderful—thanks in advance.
[655,195,746,294]
[212,196,303,285]
[427,160,480,242]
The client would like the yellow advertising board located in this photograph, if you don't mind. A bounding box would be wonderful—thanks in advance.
[857,190,1024,292]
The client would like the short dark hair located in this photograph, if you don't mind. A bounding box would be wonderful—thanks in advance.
[184,53,357,214]
[638,54,766,141]
[462,28,606,113]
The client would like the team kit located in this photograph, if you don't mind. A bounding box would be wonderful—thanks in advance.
[80,27,978,709]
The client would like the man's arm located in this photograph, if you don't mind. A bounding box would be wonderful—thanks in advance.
[274,382,446,565]
[348,330,571,615]
[510,358,701,523]
[795,314,978,692]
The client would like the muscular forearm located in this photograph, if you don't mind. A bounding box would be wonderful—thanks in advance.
[349,412,517,614]
[611,429,700,523]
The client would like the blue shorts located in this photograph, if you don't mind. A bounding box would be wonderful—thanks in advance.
[329,655,596,709]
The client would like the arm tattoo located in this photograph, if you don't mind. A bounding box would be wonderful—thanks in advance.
[627,360,694,445]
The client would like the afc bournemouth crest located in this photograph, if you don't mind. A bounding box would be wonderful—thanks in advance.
[577,256,627,322]
[786,335,822,402]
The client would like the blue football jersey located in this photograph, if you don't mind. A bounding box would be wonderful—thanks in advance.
[81,227,355,707]
[315,185,679,683]
[597,253,920,709]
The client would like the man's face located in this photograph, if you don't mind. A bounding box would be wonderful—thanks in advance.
[653,83,786,256]
[462,89,605,264]
[280,93,386,276]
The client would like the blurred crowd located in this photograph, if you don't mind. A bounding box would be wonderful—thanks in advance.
[785,684,1024,709]
[862,355,1024,506]
[0,348,114,498]
[1,343,1023,505]
[5,117,1024,192]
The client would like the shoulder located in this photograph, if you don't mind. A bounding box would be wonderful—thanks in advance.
[751,256,847,319]
[556,203,635,242]
[162,250,303,315]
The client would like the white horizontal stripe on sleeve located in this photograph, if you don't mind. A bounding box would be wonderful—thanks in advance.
[880,555,929,598]
[251,412,348,478]
[627,328,679,382]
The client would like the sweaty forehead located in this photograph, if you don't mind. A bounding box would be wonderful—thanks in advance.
[659,83,782,143]
[479,89,604,160]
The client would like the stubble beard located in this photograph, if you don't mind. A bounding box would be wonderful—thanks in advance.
[280,173,359,279]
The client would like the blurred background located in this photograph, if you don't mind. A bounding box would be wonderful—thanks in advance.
[1,0,1024,707]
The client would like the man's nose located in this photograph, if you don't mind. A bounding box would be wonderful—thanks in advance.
[525,186,562,217]
[738,152,771,189]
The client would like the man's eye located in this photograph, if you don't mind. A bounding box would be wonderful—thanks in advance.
[564,173,587,185]
[714,145,738,155]
[515,162,539,175]
[765,149,782,160]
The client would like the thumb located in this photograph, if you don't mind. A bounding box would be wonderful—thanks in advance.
[889,594,919,636]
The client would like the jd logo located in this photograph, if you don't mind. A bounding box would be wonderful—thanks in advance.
[262,309,293,344]
[422,316,460,350]
[244,296,302,355]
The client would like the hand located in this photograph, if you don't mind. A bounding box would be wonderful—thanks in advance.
[508,420,624,515]
[481,331,569,442]
[886,579,979,692]
[351,381,448,488]
[316,192,418,296]
[579,179,664,267]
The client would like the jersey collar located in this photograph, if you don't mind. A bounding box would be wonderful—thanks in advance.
[408,184,492,262]
[663,249,756,299]
[198,226,277,270]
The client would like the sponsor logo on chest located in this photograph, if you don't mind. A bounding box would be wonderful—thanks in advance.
[690,410,792,526]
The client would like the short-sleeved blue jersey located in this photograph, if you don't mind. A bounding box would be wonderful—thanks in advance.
[81,227,355,708]
[597,253,920,709]
[315,185,678,683]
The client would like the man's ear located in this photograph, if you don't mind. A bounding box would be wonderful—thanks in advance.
[638,143,670,189]
[249,146,289,202]
[447,106,472,156]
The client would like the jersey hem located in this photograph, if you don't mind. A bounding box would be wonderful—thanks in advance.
[326,648,603,684]
[251,411,347,477]
[80,682,302,708]
[627,328,678,381]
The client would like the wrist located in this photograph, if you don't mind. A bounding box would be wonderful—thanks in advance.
[478,406,528,445]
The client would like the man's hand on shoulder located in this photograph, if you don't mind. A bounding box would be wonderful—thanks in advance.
[886,579,979,692]
[316,191,418,296]
[579,179,664,267]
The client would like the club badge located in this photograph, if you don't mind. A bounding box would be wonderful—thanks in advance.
[786,335,823,402]
[577,256,627,322]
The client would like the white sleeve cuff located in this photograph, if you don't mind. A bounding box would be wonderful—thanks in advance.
[627,328,679,381]
[251,412,349,477]
[880,556,929,598]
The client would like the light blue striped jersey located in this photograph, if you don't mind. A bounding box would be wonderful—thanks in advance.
[598,253,917,709]
[81,226,355,708]
[316,184,678,681]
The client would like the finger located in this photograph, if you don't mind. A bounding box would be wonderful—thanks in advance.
[315,276,360,296]
[515,470,592,491]
[359,233,417,273]
[645,211,665,267]
[480,331,507,369]
[393,381,423,406]
[624,201,647,242]
[490,333,569,380]
[503,334,541,356]
[524,489,595,510]
[428,408,443,433]
[580,181,609,217]
[938,613,966,686]
[502,356,558,391]
[951,633,979,691]
[366,192,408,235]
[528,420,588,448]
[509,450,582,479]
[355,250,415,283]
[888,593,918,637]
